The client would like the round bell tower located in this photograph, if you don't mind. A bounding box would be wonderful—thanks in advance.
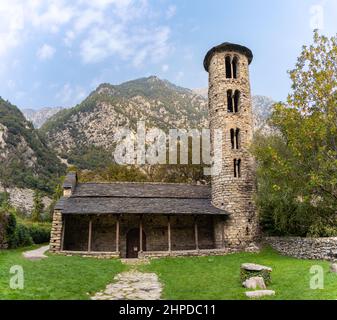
[204,42,259,248]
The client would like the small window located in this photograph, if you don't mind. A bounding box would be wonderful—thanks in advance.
[235,129,240,149]
[232,56,238,79]
[234,90,240,113]
[227,90,233,113]
[230,129,235,149]
[225,56,232,79]
[234,159,241,178]
[231,129,240,149]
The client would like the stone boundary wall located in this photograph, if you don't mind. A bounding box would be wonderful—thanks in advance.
[266,237,337,260]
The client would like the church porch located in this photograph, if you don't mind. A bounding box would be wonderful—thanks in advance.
[58,213,226,258]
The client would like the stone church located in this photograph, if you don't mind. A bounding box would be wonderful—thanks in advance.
[50,42,259,258]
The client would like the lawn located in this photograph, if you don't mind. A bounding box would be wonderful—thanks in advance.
[1,246,336,300]
[0,246,126,300]
[141,247,337,300]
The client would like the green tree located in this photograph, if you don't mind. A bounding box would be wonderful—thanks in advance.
[253,31,337,237]
[31,191,44,222]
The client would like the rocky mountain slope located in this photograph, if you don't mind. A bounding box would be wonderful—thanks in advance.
[23,107,64,128]
[40,78,274,169]
[252,95,275,133]
[0,97,66,196]
[41,76,208,157]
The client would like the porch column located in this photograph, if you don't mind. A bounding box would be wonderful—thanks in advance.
[139,215,143,252]
[167,216,171,252]
[61,215,66,251]
[194,216,199,251]
[88,217,93,252]
[116,215,120,253]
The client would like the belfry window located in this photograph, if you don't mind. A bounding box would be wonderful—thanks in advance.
[225,56,239,79]
[234,159,241,178]
[235,129,240,149]
[234,90,240,113]
[230,129,240,149]
[232,56,238,79]
[231,129,240,150]
[227,90,240,113]
[225,56,232,78]
[230,129,235,149]
[227,90,233,113]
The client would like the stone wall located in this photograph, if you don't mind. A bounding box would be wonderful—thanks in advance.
[50,210,63,252]
[266,237,337,260]
[207,47,259,248]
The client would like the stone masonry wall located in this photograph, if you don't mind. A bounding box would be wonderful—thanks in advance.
[50,210,63,252]
[266,237,337,260]
[207,49,259,249]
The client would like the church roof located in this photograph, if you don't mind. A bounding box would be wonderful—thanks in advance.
[204,42,253,71]
[55,182,228,216]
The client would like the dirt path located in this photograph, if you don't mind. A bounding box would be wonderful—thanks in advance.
[22,245,49,260]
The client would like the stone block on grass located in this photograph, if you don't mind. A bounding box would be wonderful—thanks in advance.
[241,263,272,285]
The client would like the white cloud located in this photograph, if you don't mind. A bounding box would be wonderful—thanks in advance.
[7,80,16,90]
[37,44,55,60]
[55,83,87,106]
[166,5,176,19]
[0,0,172,69]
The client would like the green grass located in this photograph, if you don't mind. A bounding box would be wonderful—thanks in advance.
[140,247,337,300]
[1,246,336,300]
[0,246,126,300]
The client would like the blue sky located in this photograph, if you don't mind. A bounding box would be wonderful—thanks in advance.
[0,0,336,109]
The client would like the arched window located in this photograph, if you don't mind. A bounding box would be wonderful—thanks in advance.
[225,56,232,78]
[227,90,233,113]
[235,129,240,149]
[230,129,235,149]
[234,90,240,113]
[234,159,241,178]
[231,129,240,149]
[232,56,238,79]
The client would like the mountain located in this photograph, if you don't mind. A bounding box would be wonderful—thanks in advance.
[193,88,208,98]
[41,77,275,169]
[23,107,64,128]
[0,97,66,196]
[252,95,275,133]
[41,76,208,167]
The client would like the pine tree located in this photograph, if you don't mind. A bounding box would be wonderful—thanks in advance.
[31,191,44,222]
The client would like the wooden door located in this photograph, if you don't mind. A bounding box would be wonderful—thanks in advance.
[126,228,146,258]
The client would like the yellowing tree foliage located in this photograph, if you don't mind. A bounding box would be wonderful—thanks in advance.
[253,31,337,236]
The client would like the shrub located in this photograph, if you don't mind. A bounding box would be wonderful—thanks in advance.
[0,209,8,248]
[15,224,33,247]
[25,223,51,244]
[6,212,18,248]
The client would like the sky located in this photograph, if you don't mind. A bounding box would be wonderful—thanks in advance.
[0,0,337,110]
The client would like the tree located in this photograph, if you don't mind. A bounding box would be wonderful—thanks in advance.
[252,31,337,237]
[31,191,44,222]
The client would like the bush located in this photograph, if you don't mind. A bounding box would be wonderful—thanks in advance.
[6,212,19,248]
[25,223,51,244]
[15,224,33,247]
[0,209,8,248]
